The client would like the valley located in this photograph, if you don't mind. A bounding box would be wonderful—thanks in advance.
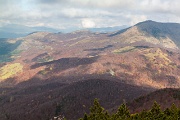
[0,20,180,119]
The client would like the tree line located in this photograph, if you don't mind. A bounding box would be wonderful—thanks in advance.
[79,98,180,120]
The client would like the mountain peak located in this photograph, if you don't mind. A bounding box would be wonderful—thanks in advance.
[135,20,157,26]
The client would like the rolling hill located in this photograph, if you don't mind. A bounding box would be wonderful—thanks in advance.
[0,20,180,119]
[0,79,153,120]
[128,88,180,113]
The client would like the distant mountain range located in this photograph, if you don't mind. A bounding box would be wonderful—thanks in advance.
[88,25,127,33]
[0,24,127,38]
[0,24,60,38]
[0,20,180,120]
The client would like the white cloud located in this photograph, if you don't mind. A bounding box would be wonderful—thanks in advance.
[1,0,180,30]
[81,19,96,28]
[69,0,135,9]
[126,15,147,26]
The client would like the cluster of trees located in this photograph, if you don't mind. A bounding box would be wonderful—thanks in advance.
[79,99,180,120]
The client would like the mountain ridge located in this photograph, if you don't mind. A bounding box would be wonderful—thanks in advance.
[0,20,180,88]
[0,20,180,120]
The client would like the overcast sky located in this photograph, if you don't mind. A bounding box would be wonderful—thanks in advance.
[1,0,180,30]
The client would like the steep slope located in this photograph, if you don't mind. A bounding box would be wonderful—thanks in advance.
[136,20,180,48]
[110,20,179,50]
